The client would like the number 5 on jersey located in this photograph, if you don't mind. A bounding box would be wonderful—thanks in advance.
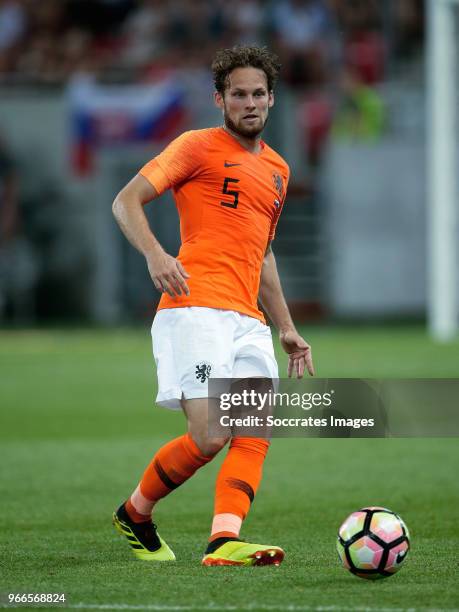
[221,177,240,209]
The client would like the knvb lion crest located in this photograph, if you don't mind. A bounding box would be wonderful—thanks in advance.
[272,173,285,201]
[195,362,212,383]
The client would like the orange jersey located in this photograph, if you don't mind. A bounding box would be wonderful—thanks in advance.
[140,127,289,322]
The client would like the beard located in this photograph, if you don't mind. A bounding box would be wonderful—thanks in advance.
[223,109,268,139]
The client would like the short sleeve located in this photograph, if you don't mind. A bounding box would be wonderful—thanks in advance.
[139,130,205,195]
[268,167,290,242]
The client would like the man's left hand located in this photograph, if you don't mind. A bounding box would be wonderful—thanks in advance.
[280,329,315,378]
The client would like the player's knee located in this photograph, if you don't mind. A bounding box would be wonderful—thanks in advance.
[192,434,230,457]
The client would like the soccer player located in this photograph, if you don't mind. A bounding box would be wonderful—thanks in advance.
[112,45,314,567]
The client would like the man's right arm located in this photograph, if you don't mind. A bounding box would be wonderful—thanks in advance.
[112,174,189,297]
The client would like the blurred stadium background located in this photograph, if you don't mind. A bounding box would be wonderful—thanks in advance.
[2,0,456,334]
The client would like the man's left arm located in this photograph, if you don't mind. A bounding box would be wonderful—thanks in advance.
[258,244,315,378]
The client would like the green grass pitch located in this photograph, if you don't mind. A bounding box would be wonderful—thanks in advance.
[1,326,458,612]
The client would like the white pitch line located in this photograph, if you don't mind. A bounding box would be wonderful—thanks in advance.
[68,605,456,612]
[2,604,456,612]
[68,604,459,612]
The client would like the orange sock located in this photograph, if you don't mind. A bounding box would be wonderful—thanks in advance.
[125,433,212,522]
[210,437,270,540]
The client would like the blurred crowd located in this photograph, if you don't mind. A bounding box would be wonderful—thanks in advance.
[0,0,424,87]
[0,0,425,322]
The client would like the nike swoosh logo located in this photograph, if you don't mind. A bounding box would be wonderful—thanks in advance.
[224,161,241,167]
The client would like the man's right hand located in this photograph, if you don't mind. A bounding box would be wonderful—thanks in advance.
[145,246,190,298]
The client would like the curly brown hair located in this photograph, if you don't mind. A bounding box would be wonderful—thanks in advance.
[212,45,281,95]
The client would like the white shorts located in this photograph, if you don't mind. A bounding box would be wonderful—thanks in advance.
[151,307,278,409]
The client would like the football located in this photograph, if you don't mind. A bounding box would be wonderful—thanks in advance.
[337,506,410,579]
